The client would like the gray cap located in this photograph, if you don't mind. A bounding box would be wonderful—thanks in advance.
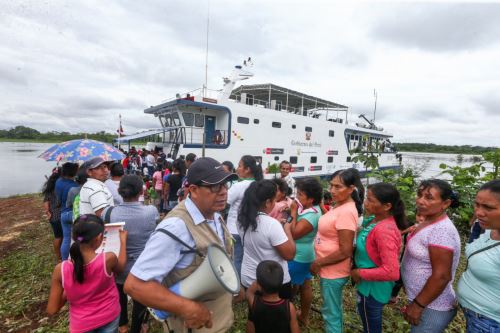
[84,157,108,170]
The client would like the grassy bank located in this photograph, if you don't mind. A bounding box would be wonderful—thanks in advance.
[0,194,466,332]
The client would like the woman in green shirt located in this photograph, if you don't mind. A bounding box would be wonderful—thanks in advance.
[351,183,408,333]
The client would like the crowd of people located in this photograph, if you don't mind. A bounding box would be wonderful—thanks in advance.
[40,150,500,333]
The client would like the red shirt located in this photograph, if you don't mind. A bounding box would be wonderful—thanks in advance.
[358,217,402,281]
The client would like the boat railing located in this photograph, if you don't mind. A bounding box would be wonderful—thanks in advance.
[160,88,222,104]
[230,95,346,122]
[163,127,229,146]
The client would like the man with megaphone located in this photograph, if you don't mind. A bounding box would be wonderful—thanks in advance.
[124,157,239,332]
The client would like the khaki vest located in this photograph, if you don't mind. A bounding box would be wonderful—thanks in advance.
[161,200,234,333]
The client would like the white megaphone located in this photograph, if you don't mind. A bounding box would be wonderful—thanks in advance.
[150,244,240,321]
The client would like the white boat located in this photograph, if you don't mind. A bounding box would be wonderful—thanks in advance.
[121,60,401,178]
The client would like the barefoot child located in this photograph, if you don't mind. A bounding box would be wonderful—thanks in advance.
[246,260,300,333]
[47,214,127,332]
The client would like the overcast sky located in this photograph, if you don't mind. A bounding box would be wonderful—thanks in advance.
[1,1,499,146]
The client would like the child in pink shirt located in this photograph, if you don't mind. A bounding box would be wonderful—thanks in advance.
[47,214,127,333]
[270,178,293,222]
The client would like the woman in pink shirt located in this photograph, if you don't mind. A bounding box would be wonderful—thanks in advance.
[312,168,364,333]
[401,179,460,333]
[47,215,127,333]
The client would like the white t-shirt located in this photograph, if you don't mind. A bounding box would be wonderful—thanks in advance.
[226,179,253,234]
[79,178,114,215]
[239,214,291,288]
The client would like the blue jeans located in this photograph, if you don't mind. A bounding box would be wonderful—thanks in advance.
[410,307,457,333]
[463,307,500,333]
[232,234,243,278]
[60,210,73,260]
[357,292,384,333]
[86,315,120,333]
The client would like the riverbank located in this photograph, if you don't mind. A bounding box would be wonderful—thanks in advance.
[0,194,468,332]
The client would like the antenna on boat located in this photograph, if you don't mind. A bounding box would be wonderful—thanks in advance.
[373,89,377,123]
[203,0,210,98]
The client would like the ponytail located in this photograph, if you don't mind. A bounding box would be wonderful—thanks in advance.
[70,239,85,284]
[331,168,364,216]
[238,180,277,233]
[368,183,409,230]
[240,155,263,181]
[71,214,105,284]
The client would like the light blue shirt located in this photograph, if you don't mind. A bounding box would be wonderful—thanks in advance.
[130,198,226,283]
[458,230,500,322]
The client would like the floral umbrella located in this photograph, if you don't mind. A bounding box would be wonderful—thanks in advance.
[38,139,125,164]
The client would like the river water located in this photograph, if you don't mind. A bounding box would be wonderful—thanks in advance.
[0,142,493,198]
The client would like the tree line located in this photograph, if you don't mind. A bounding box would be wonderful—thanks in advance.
[394,142,497,154]
[0,126,116,143]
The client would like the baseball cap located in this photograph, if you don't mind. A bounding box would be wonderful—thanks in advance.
[187,157,238,185]
[85,157,109,170]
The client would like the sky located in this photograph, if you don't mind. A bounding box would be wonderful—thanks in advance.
[1,0,499,146]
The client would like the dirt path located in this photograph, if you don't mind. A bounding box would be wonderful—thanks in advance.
[0,195,46,257]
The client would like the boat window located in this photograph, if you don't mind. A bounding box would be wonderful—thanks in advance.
[328,156,333,163]
[161,114,171,127]
[274,156,279,161]
[194,114,204,127]
[182,113,194,127]
[272,122,281,128]
[329,130,335,137]
[276,101,282,111]
[237,117,250,124]
[305,126,312,132]
[172,112,181,126]
[310,156,317,163]
[292,124,296,129]
[246,94,254,106]
[350,134,354,140]
[254,119,260,124]
[290,156,298,164]
[346,156,351,162]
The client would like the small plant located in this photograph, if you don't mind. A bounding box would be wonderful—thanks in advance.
[438,163,485,231]
[267,163,280,176]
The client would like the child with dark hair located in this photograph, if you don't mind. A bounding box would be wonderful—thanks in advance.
[47,214,127,332]
[238,180,296,299]
[322,191,333,212]
[269,178,292,222]
[246,260,300,333]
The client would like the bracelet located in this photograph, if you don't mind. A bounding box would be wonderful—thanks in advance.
[412,299,426,309]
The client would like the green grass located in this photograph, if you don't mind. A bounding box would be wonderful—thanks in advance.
[0,195,467,332]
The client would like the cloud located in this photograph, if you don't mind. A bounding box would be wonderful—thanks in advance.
[0,1,498,147]
[371,3,500,52]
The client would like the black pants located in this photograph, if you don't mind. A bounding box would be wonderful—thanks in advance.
[117,283,148,333]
